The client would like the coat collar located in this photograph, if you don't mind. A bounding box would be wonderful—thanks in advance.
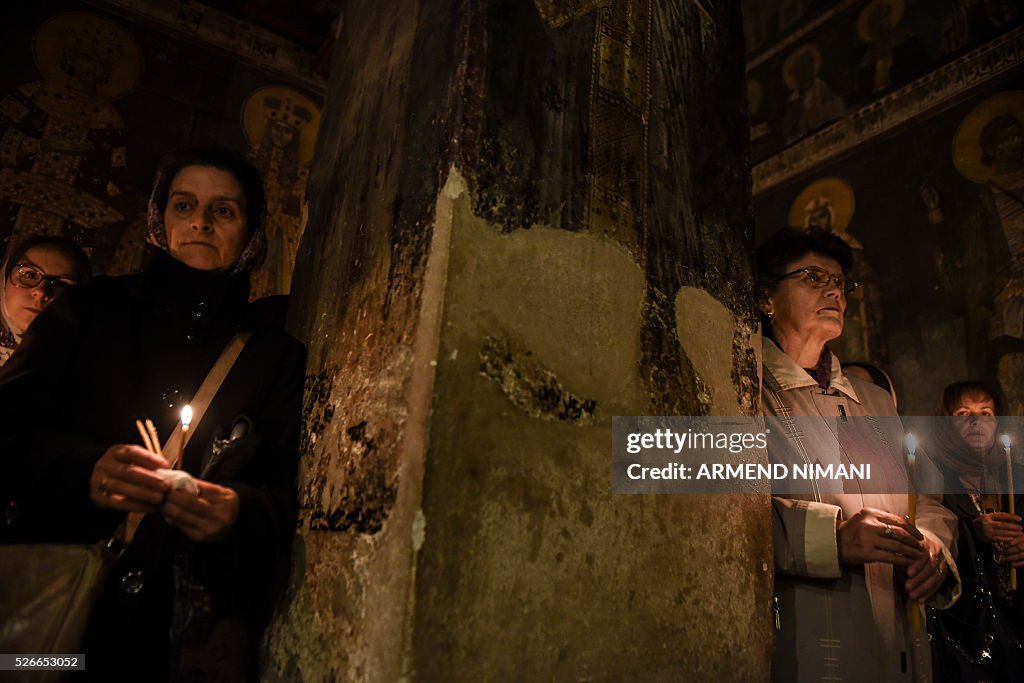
[763,337,861,404]
[140,246,250,319]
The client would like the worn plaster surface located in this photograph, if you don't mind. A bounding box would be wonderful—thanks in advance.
[410,177,771,681]
[676,286,760,417]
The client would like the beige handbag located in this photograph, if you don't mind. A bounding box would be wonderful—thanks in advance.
[0,333,250,671]
[0,542,111,656]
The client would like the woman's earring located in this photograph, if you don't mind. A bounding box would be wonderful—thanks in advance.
[767,311,775,321]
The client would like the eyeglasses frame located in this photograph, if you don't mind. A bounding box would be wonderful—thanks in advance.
[7,263,79,294]
[775,266,859,295]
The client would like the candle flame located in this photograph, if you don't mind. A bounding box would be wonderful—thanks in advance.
[905,433,917,455]
[181,404,193,428]
[1004,434,1013,449]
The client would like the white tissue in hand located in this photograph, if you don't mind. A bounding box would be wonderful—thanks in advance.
[155,469,199,495]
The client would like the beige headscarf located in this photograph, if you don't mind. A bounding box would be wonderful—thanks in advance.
[0,255,22,366]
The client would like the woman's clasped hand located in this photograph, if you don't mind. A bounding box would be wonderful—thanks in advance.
[972,511,1024,547]
[837,507,948,601]
[89,444,171,512]
[161,479,240,543]
[87,444,240,541]
[972,511,1024,568]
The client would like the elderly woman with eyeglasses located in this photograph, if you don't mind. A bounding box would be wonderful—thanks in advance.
[1,234,91,365]
[758,227,960,683]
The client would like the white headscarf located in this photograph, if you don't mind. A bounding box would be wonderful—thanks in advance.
[0,257,22,366]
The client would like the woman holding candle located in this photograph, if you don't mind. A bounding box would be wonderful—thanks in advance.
[0,150,305,681]
[0,234,91,366]
[757,227,960,683]
[926,381,1024,682]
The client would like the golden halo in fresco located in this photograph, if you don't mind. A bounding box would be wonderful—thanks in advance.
[857,0,906,42]
[789,177,857,241]
[952,90,1024,183]
[33,12,143,100]
[782,44,823,92]
[242,86,322,165]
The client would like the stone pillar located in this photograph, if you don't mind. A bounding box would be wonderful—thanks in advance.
[265,1,771,680]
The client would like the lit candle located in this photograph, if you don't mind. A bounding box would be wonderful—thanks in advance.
[904,432,922,634]
[905,433,917,525]
[1004,434,1016,591]
[179,404,192,468]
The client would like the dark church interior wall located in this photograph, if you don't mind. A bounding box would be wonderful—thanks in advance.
[0,0,324,297]
[745,0,1024,415]
[746,0,1022,162]
[4,0,1018,417]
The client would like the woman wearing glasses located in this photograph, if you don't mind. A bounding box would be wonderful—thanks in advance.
[0,234,91,365]
[926,381,1024,681]
[757,227,959,682]
[0,151,304,681]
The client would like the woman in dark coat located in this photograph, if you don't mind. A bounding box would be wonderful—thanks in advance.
[926,381,1024,682]
[0,150,305,680]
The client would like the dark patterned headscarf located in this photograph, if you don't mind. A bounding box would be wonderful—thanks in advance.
[146,150,268,274]
[927,414,1003,480]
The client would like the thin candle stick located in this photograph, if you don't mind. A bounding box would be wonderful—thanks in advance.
[905,433,922,634]
[145,419,163,457]
[135,419,155,454]
[1004,434,1016,591]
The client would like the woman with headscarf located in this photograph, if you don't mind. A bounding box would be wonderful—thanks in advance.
[0,150,305,681]
[757,227,960,682]
[0,234,91,365]
[926,381,1024,682]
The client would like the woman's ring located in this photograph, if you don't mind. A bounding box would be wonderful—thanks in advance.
[100,478,111,497]
[883,524,894,538]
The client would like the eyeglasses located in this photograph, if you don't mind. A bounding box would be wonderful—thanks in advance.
[8,264,78,296]
[777,266,859,294]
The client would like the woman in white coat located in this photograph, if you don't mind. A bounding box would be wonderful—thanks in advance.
[757,227,960,682]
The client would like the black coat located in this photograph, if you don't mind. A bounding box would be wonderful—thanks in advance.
[0,249,305,680]
[927,463,1024,683]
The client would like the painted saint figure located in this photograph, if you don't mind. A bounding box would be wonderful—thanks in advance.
[857,0,910,95]
[747,79,771,144]
[0,12,142,255]
[953,92,1024,413]
[242,87,321,299]
[782,44,846,143]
